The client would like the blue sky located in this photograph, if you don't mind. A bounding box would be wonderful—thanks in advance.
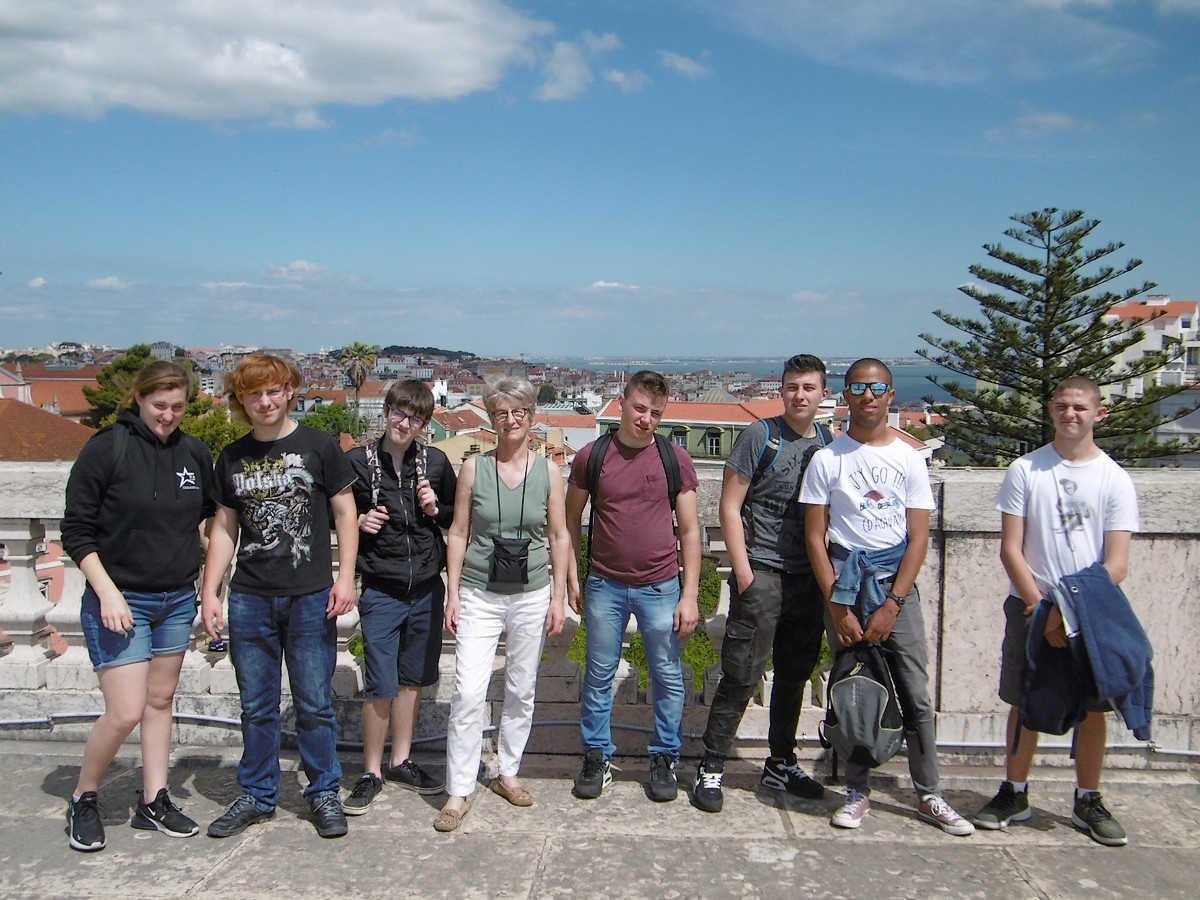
[2,0,1198,358]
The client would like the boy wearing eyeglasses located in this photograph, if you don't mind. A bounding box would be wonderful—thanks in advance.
[800,357,973,836]
[341,380,457,814]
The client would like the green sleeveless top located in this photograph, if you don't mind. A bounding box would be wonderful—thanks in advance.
[462,453,551,594]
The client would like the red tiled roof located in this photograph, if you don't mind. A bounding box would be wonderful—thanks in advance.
[0,399,94,461]
[29,380,94,415]
[433,407,488,431]
[1106,300,1199,321]
[597,398,766,425]
[533,412,596,427]
[18,362,102,380]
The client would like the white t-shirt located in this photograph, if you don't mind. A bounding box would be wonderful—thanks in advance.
[995,443,1139,596]
[799,434,935,574]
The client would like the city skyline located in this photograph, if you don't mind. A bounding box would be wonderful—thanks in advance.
[2,1,1198,358]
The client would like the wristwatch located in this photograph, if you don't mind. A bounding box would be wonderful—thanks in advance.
[886,590,906,608]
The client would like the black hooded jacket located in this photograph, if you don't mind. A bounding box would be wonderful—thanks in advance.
[346,439,456,595]
[62,408,216,591]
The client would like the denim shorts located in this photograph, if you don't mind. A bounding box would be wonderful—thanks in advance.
[998,594,1111,712]
[358,578,444,697]
[80,585,197,671]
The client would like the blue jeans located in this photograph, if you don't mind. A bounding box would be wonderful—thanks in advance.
[228,589,341,809]
[581,574,684,760]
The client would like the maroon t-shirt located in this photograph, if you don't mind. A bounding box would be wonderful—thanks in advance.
[569,435,699,586]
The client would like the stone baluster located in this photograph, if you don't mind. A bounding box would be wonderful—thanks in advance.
[177,594,213,695]
[701,578,731,704]
[0,517,54,688]
[43,534,95,691]
[332,605,363,698]
[537,607,582,703]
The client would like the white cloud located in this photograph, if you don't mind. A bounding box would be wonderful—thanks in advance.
[659,51,711,79]
[537,41,595,101]
[985,107,1086,141]
[265,260,330,282]
[28,277,46,288]
[0,1,552,121]
[587,280,641,291]
[698,0,1156,86]
[88,276,129,289]
[604,69,650,94]
[536,30,628,101]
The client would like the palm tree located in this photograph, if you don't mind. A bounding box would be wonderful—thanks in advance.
[339,341,377,430]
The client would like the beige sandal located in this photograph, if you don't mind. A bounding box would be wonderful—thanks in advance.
[433,805,466,833]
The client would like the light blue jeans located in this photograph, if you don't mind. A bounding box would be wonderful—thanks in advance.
[580,574,684,760]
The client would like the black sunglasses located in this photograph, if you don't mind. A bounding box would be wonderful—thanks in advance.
[846,382,891,397]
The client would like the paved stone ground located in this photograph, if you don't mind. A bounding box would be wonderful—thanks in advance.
[1,742,1197,899]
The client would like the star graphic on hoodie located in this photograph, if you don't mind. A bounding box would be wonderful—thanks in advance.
[177,466,198,490]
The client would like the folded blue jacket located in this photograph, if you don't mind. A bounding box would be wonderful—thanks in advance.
[1053,561,1154,741]
[830,540,908,624]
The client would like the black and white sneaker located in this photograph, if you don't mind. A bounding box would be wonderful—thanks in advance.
[66,791,106,852]
[342,773,384,815]
[385,759,445,795]
[132,788,199,837]
[761,755,825,799]
[309,791,348,839]
[647,753,679,802]
[573,748,612,799]
[692,760,725,813]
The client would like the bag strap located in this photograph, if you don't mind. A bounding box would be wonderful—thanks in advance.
[494,452,530,539]
[365,439,383,507]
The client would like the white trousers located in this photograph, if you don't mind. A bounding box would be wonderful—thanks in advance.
[445,583,550,798]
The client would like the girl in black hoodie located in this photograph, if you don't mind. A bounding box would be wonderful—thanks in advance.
[60,360,215,852]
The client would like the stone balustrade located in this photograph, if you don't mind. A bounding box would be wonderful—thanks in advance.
[1,461,1197,769]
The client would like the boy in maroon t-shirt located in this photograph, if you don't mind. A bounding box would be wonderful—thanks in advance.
[565,371,701,803]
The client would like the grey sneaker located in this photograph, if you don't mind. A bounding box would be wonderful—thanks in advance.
[1072,792,1128,846]
[66,791,105,852]
[385,759,445,795]
[647,753,679,802]
[132,788,199,837]
[309,791,348,839]
[974,782,1031,830]
[342,774,383,816]
[761,755,824,799]
[207,795,275,838]
[831,789,870,829]
[691,760,724,813]
[573,748,612,799]
[918,795,975,836]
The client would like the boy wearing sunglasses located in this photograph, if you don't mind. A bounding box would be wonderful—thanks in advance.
[341,380,458,813]
[800,358,973,836]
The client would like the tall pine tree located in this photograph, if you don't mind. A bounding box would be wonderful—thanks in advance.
[918,208,1195,465]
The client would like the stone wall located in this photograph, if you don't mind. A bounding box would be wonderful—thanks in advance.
[2,461,1197,769]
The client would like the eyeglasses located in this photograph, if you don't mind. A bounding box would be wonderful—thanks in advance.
[846,382,891,397]
[386,409,427,428]
[491,407,529,422]
[243,386,288,401]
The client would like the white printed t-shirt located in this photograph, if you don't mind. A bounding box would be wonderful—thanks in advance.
[996,443,1139,597]
[799,434,935,577]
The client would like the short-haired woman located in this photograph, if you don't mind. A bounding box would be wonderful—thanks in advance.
[61,360,216,851]
[434,378,570,832]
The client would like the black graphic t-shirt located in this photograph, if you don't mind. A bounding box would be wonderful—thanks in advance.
[215,424,357,596]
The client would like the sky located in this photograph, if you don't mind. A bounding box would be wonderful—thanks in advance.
[2,0,1198,359]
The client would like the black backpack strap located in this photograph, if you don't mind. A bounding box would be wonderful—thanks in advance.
[584,431,615,567]
[653,433,681,510]
[752,416,783,483]
[816,422,833,446]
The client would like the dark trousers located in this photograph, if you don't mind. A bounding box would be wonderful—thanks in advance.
[702,567,825,760]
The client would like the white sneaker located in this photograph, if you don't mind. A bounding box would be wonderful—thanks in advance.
[830,789,870,828]
[919,795,975,836]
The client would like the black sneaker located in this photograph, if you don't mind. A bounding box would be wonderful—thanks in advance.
[973,781,1031,830]
[761,755,825,799]
[66,791,105,852]
[1072,791,1128,846]
[647,753,679,802]
[309,792,348,839]
[132,788,199,838]
[385,759,445,795]
[573,748,612,799]
[692,759,725,813]
[342,774,383,815]
[207,795,275,838]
